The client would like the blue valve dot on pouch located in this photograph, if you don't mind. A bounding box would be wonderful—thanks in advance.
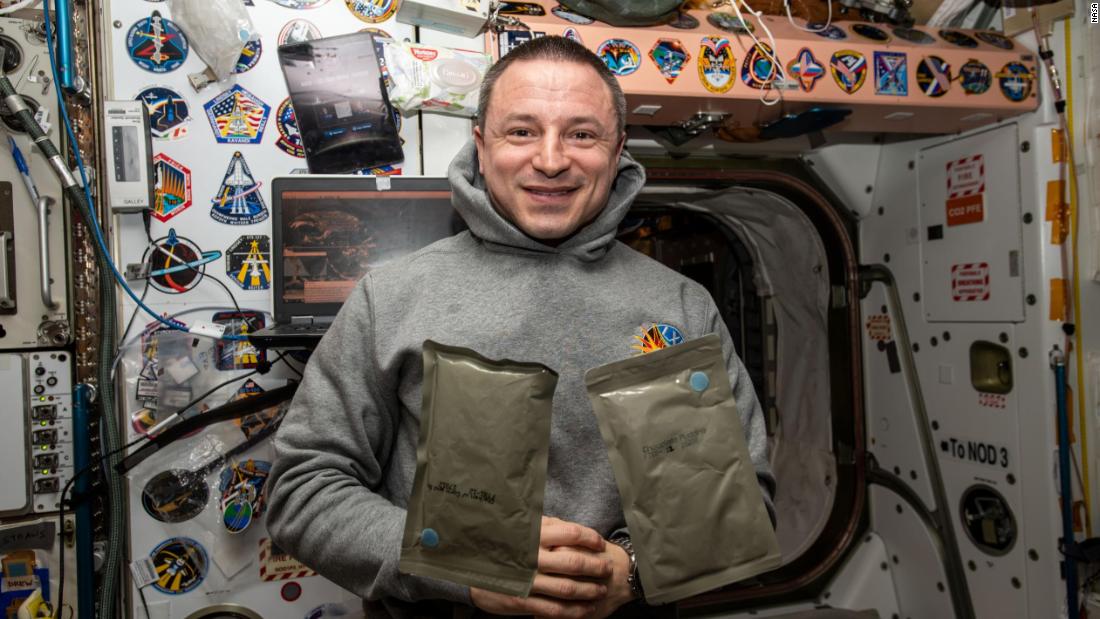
[421,528,440,548]
[690,371,710,392]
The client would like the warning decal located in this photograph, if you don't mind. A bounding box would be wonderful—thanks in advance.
[259,538,316,582]
[945,154,985,226]
[865,314,892,341]
[951,262,990,301]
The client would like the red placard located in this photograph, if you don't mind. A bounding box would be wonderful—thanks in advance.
[946,193,985,226]
[945,155,985,227]
[951,262,991,301]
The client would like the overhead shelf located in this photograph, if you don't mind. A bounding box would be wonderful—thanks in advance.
[488,3,1040,135]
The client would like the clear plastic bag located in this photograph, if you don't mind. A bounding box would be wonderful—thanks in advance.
[380,40,490,117]
[166,0,257,81]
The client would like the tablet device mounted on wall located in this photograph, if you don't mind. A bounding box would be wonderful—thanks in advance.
[277,32,404,174]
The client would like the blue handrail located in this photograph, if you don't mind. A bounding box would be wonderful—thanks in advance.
[1052,350,1079,617]
[72,384,93,619]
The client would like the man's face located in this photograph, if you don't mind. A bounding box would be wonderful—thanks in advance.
[473,59,625,243]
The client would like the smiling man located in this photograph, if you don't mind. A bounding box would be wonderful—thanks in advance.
[267,36,774,619]
[472,54,623,243]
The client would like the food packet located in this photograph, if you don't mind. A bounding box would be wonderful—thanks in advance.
[399,340,558,596]
[585,333,781,604]
[380,40,490,117]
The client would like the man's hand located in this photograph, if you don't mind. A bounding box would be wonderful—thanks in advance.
[470,517,635,618]
[578,538,635,619]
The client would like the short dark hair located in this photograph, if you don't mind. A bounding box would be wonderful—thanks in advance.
[476,35,627,135]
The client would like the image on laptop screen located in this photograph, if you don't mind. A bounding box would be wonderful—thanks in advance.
[279,189,460,307]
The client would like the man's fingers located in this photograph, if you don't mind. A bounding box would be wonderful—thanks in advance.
[518,595,596,618]
[540,518,606,551]
[501,594,596,618]
[531,573,608,601]
[539,547,614,579]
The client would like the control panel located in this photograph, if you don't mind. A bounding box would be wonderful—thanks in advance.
[0,16,71,350]
[0,351,73,516]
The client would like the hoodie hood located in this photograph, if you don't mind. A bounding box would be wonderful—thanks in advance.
[448,140,647,262]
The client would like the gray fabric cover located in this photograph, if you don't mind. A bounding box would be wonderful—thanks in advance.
[637,186,836,566]
[557,0,682,26]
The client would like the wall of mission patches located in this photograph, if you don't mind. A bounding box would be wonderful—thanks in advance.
[111,0,420,308]
[106,0,418,615]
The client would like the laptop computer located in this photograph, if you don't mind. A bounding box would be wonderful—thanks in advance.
[249,175,463,349]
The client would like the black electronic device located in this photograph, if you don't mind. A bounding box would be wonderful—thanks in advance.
[277,32,404,174]
[248,175,462,349]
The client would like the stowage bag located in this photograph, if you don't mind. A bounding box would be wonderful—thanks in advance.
[399,340,557,597]
[585,333,781,604]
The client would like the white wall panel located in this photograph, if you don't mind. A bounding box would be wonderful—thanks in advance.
[99,1,455,616]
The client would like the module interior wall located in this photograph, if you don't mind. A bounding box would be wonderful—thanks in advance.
[103,0,423,326]
[856,43,1068,615]
[100,1,475,617]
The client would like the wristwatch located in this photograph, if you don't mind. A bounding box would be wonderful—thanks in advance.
[608,535,644,601]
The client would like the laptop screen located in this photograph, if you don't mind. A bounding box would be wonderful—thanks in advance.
[271,177,460,321]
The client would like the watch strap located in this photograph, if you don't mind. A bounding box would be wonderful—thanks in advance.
[608,535,644,601]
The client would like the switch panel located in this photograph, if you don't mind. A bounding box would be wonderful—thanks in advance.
[27,351,73,512]
[0,351,73,516]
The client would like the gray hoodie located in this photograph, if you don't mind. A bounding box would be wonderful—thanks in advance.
[266,141,775,609]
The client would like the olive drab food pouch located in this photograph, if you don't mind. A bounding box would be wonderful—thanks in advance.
[398,340,558,597]
[585,333,781,604]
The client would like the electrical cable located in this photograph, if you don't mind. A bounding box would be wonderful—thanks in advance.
[143,239,243,315]
[54,430,149,618]
[724,0,786,106]
[120,379,298,475]
[11,3,123,615]
[282,355,305,379]
[110,213,152,383]
[110,306,273,381]
[1062,17,1090,539]
[12,10,245,606]
[56,355,297,617]
[116,278,151,366]
[206,275,243,315]
[34,1,245,341]
[1030,11,1092,535]
[36,3,183,337]
[129,351,296,455]
[134,268,244,318]
[136,585,151,619]
[173,367,262,417]
[785,0,832,33]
